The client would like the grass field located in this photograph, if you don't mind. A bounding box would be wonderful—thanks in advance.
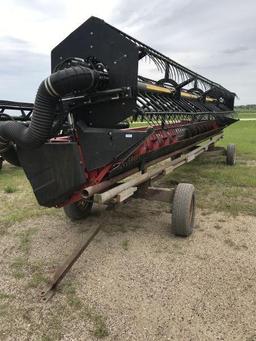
[237,111,256,119]
[165,120,256,216]
[218,120,256,158]
[0,166,56,234]
[0,118,255,235]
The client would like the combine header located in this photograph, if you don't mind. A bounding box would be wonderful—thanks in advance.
[0,17,237,293]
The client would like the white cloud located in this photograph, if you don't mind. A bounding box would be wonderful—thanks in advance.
[0,0,255,104]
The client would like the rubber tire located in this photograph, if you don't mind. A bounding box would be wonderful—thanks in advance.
[226,144,236,166]
[171,183,195,237]
[0,157,2,170]
[63,197,94,221]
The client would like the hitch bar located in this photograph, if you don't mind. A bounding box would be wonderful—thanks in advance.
[41,224,101,301]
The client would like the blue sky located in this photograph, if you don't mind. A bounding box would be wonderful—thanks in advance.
[0,0,255,104]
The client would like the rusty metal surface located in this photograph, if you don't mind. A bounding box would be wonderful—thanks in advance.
[41,224,101,301]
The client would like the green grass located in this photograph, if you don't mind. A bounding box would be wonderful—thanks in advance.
[130,121,148,128]
[63,281,83,310]
[4,185,17,194]
[0,292,14,300]
[0,303,9,318]
[27,272,48,288]
[164,120,256,216]
[62,281,109,338]
[26,261,48,288]
[0,119,255,227]
[238,112,256,119]
[10,256,27,279]
[17,228,37,255]
[218,120,256,159]
[0,164,57,231]
[82,306,109,338]
[122,239,129,250]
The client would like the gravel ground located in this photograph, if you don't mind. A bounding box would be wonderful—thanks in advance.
[0,198,256,340]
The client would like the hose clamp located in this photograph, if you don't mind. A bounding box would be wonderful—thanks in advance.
[44,77,60,97]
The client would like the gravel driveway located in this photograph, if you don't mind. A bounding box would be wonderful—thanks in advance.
[0,198,256,340]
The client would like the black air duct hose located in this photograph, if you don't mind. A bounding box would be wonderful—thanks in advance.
[0,66,106,164]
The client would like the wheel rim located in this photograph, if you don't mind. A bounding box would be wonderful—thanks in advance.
[77,198,91,211]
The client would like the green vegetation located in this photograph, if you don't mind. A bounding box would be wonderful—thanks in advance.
[218,120,256,159]
[17,228,37,255]
[165,120,256,216]
[237,112,256,119]
[0,117,255,227]
[92,314,109,338]
[0,118,254,228]
[4,185,17,193]
[81,305,109,338]
[10,256,27,279]
[122,239,129,250]
[0,165,57,232]
[0,303,9,318]
[235,104,256,112]
[27,271,48,288]
[63,281,83,310]
[235,106,256,119]
[63,281,109,338]
[0,292,14,300]
[130,121,148,128]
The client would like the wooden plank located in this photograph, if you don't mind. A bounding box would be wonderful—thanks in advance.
[85,133,223,199]
[116,187,137,203]
[94,133,224,205]
[94,167,164,204]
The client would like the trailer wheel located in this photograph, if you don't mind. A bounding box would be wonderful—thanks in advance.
[226,144,236,166]
[171,183,195,237]
[63,197,94,221]
[0,157,3,170]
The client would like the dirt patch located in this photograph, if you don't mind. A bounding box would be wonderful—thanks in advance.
[0,199,256,340]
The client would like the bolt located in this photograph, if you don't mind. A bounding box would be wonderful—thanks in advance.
[90,31,94,35]
[90,45,94,49]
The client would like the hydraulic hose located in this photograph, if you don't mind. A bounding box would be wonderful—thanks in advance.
[0,66,106,158]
